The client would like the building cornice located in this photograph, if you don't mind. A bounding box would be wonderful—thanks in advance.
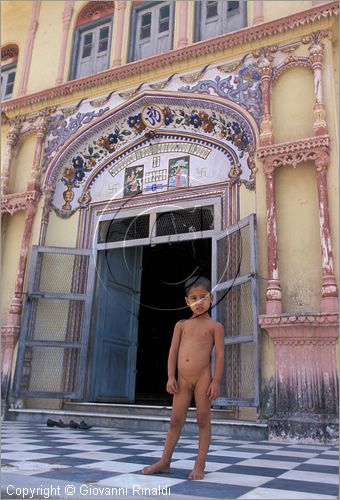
[1,1,338,114]
[1,190,41,215]
[257,135,330,162]
[259,312,339,329]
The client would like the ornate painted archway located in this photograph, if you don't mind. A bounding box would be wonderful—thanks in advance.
[42,92,259,226]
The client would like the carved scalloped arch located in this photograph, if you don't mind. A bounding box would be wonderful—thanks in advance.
[76,1,114,27]
[1,43,19,63]
[272,57,312,85]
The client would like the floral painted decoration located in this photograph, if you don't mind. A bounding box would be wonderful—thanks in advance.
[60,105,252,201]
[97,126,132,153]
[61,145,99,189]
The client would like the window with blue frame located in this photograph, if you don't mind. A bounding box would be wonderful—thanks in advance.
[1,63,16,100]
[69,16,113,80]
[195,1,247,42]
[129,1,174,62]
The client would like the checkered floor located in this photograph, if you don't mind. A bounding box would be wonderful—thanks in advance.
[2,422,339,499]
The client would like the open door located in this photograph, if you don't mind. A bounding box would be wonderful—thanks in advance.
[211,214,260,407]
[12,246,95,399]
[92,247,142,402]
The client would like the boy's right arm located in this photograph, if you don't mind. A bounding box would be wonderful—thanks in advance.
[166,321,183,394]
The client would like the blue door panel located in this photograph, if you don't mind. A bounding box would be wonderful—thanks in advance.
[93,247,142,402]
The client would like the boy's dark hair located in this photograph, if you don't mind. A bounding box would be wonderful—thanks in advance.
[184,276,211,296]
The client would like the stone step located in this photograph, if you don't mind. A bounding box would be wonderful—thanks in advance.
[7,407,268,440]
[63,401,234,420]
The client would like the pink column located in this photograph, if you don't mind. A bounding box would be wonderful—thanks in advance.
[31,123,49,187]
[112,1,126,68]
[258,56,273,146]
[18,1,41,96]
[1,115,48,401]
[177,1,189,49]
[1,126,20,196]
[315,151,338,313]
[55,1,74,85]
[309,41,327,136]
[2,200,39,400]
[253,0,264,25]
[263,160,282,314]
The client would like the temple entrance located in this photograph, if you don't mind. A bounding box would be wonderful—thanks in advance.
[91,238,211,404]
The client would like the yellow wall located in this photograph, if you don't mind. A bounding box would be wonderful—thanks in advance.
[1,125,8,179]
[44,211,79,248]
[1,1,32,98]
[27,1,63,94]
[276,161,322,313]
[263,1,313,22]
[272,67,315,144]
[1,211,25,323]
[10,134,35,193]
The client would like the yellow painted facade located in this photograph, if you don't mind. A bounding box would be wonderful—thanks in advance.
[1,1,338,441]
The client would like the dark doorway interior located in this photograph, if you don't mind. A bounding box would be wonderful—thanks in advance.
[135,238,211,404]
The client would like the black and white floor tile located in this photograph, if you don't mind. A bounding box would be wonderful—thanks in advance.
[1,422,338,499]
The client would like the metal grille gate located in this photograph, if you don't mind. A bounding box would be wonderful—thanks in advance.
[12,246,95,399]
[212,214,260,407]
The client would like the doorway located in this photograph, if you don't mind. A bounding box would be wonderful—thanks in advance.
[136,238,211,404]
[91,238,211,404]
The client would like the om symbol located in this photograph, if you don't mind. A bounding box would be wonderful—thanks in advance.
[141,105,164,129]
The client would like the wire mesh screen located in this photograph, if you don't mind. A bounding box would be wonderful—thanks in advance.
[216,281,255,402]
[27,299,85,342]
[156,205,214,236]
[216,282,253,337]
[98,215,150,243]
[216,223,250,283]
[222,342,255,401]
[19,346,79,393]
[37,253,89,294]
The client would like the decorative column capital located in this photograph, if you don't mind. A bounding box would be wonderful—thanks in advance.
[308,43,324,69]
[257,57,273,79]
[36,122,49,139]
[253,46,278,78]
[315,148,330,171]
[6,126,20,146]
[302,30,329,65]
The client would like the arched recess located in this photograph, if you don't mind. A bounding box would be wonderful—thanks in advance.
[43,91,259,233]
[272,65,314,143]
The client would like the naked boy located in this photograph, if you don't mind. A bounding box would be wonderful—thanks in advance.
[142,276,225,480]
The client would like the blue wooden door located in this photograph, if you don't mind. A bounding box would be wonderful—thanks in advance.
[93,247,142,402]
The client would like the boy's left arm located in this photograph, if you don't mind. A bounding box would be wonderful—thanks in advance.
[207,323,225,400]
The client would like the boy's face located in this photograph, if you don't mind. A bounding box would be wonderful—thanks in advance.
[185,285,212,316]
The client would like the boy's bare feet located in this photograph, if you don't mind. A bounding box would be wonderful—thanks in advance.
[188,461,205,480]
[141,460,170,475]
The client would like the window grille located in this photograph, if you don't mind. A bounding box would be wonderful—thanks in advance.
[99,215,150,243]
[155,205,214,237]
